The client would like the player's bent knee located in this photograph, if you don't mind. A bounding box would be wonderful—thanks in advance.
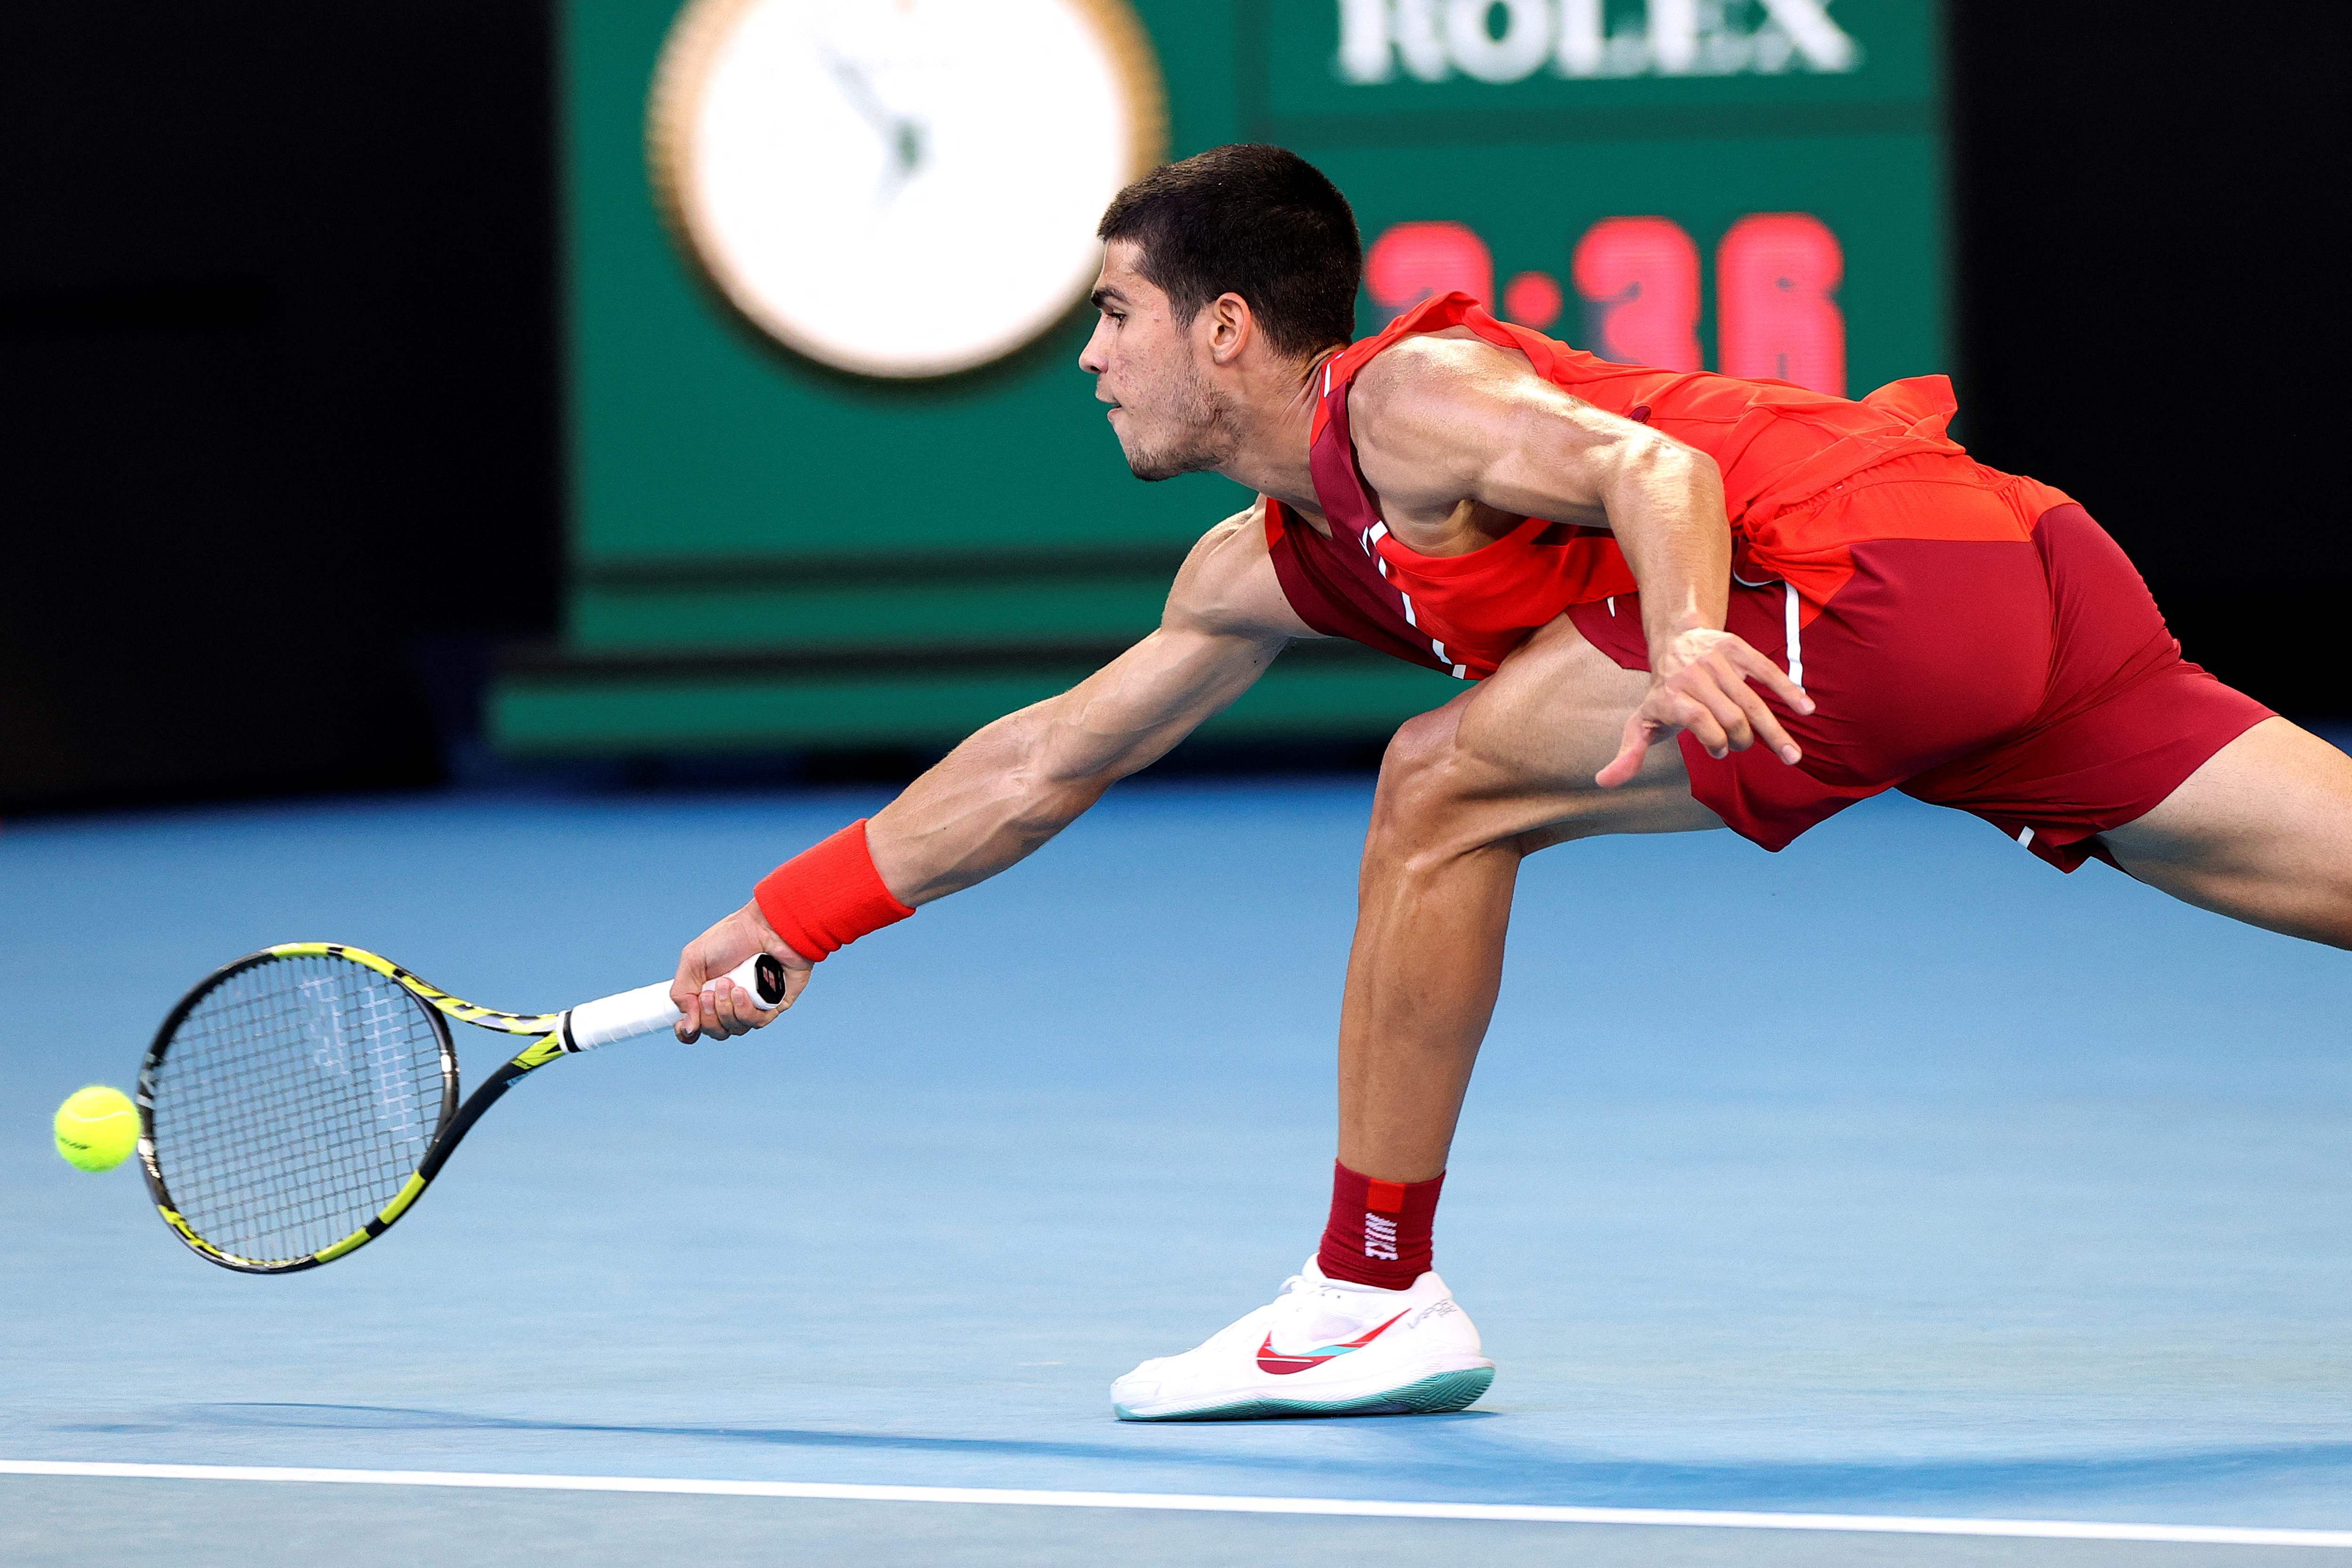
[1368,708,1491,854]
[1367,704,1573,882]
[1369,717,1446,833]
[1375,707,1461,795]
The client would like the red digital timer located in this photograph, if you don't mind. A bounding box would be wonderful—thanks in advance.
[1366,214,1848,396]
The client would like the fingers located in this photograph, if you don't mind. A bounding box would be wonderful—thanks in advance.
[670,948,712,1042]
[690,970,798,1043]
[1697,648,1803,764]
[717,975,784,1032]
[1681,670,1743,758]
[704,979,750,1038]
[685,980,739,1042]
[670,902,795,1043]
[1595,711,1655,789]
[1746,701,1803,767]
[695,979,747,1041]
[1722,640,1815,716]
[1668,645,1810,768]
[1716,665,1802,766]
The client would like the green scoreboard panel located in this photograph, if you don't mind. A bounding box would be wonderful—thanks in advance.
[494,0,1944,757]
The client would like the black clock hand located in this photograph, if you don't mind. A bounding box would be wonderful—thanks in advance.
[818,44,927,204]
[876,119,928,205]
[818,45,900,144]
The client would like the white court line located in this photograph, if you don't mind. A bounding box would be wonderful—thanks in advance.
[3,1461,2349,1549]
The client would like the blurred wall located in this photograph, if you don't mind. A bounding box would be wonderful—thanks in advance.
[0,3,558,812]
[1948,4,2347,713]
[2,1,2343,812]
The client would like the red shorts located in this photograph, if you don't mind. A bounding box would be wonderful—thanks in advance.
[1567,472,2273,871]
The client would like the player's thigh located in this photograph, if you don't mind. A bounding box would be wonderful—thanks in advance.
[1402,614,1722,847]
[2098,716,2352,945]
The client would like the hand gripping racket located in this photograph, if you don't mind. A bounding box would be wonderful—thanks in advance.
[136,942,785,1274]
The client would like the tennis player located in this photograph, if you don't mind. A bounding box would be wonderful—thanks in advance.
[671,145,2352,1421]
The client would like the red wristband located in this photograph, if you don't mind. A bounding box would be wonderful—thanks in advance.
[753,819,914,962]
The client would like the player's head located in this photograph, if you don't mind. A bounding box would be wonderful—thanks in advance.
[1081,144,1360,481]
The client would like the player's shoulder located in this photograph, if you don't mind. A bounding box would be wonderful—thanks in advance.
[1165,501,1312,641]
[1352,328,1522,400]
[1177,497,1268,558]
[1173,500,1276,601]
[1348,328,1547,443]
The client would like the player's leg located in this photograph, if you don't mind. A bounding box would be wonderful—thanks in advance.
[2097,717,2352,947]
[1339,613,1722,1184]
[1111,616,1722,1422]
[1930,502,2352,945]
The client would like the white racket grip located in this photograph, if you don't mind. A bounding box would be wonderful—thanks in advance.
[561,954,787,1053]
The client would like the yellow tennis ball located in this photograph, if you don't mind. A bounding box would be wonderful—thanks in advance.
[55,1085,138,1172]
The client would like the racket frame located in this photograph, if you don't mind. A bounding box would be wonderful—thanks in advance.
[140,942,608,1275]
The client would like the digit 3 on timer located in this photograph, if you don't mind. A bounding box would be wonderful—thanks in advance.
[651,0,1168,379]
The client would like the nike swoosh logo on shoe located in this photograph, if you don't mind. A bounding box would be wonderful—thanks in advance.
[1254,1310,1410,1376]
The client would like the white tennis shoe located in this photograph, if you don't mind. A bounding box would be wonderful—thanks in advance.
[1111,1259,1494,1421]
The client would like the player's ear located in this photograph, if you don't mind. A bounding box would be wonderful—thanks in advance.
[1202,292,1253,366]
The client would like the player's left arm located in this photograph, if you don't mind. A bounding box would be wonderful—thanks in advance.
[1347,336,1812,785]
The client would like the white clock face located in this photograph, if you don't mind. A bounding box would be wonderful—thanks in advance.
[652,0,1167,379]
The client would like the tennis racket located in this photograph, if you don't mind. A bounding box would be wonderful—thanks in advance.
[136,942,786,1274]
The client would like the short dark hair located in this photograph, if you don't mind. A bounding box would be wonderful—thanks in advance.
[1097,144,1361,360]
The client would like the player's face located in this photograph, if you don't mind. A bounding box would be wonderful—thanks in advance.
[1079,242,1240,482]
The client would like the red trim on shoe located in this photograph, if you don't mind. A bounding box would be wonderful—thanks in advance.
[1254,1311,1410,1375]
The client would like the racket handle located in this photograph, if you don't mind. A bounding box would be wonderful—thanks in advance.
[562,954,787,1053]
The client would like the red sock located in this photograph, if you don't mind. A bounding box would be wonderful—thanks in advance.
[1318,1160,1443,1289]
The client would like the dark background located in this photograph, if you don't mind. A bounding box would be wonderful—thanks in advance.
[2,2,2343,814]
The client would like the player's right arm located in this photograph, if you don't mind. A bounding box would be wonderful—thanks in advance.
[670,504,1312,1038]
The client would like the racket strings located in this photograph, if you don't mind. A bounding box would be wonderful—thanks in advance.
[149,955,453,1264]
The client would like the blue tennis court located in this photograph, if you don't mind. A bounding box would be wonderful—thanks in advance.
[5,771,2347,1564]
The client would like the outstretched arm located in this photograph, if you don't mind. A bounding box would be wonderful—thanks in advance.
[1348,335,1812,786]
[670,507,1311,1038]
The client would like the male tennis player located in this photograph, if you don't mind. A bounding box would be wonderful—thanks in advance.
[671,145,2352,1422]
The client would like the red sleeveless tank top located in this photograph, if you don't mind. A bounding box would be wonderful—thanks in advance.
[1265,293,2026,681]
